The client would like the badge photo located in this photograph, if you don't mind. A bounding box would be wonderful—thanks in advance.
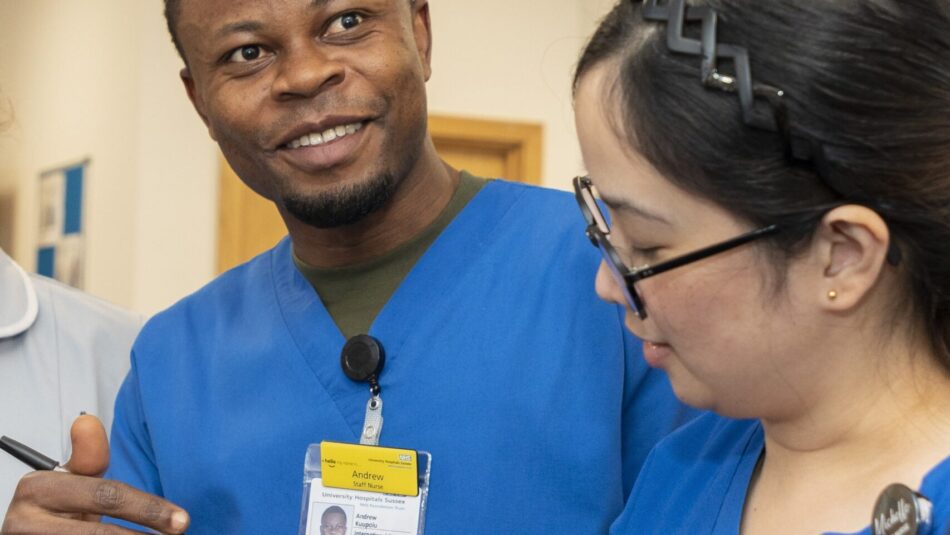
[298,442,432,535]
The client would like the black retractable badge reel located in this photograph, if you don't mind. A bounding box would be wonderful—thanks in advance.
[340,335,386,446]
[872,483,934,535]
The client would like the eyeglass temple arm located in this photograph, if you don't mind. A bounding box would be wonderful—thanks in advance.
[628,225,780,280]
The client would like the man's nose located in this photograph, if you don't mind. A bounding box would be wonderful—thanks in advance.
[271,43,345,101]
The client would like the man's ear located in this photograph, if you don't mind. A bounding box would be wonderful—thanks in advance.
[813,205,892,311]
[181,68,216,141]
[410,0,433,81]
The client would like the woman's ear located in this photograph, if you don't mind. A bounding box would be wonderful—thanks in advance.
[812,205,892,311]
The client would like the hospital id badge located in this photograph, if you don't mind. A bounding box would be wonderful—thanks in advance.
[298,441,432,535]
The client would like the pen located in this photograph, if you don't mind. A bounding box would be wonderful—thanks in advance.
[0,435,67,472]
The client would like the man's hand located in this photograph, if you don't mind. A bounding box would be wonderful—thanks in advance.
[1,414,189,534]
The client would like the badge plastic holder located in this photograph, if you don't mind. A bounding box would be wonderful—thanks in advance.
[298,442,432,535]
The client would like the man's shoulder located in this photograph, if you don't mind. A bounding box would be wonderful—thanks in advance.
[477,180,586,237]
[482,179,576,208]
[141,239,286,334]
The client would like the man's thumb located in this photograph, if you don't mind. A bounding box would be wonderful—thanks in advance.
[63,414,110,476]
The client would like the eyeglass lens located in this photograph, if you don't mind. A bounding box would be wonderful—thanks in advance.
[580,182,643,316]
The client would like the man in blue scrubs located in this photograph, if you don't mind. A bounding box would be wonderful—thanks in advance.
[2,1,691,533]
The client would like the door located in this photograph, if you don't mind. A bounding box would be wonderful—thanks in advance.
[216,114,543,273]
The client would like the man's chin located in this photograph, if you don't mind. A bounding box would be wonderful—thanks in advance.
[282,172,397,229]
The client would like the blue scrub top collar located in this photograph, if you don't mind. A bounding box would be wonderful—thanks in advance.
[0,248,38,339]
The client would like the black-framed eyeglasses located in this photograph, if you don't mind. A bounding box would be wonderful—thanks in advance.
[573,176,780,320]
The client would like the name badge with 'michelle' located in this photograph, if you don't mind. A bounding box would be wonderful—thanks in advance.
[872,483,933,535]
[298,441,432,535]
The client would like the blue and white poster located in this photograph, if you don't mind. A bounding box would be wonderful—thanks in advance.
[36,160,87,289]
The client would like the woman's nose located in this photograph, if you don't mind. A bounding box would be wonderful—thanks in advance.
[594,260,625,306]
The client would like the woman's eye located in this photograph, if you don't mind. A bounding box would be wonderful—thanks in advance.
[227,45,267,64]
[326,12,364,36]
[620,245,661,265]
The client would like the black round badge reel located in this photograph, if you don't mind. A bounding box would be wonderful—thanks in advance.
[340,335,385,394]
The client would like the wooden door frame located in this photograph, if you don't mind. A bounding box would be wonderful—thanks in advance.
[217,114,544,273]
[428,114,543,184]
[216,154,254,274]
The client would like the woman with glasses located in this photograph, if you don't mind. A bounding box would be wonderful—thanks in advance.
[572,0,950,533]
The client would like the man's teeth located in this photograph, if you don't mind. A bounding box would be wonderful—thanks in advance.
[288,122,363,149]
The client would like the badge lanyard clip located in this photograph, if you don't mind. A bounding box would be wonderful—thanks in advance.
[361,391,383,446]
[341,335,386,446]
[302,337,431,535]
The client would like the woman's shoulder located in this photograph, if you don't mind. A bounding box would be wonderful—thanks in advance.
[920,453,950,535]
[612,414,763,534]
[656,412,761,462]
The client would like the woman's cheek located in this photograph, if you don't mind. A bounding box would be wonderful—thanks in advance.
[644,267,731,347]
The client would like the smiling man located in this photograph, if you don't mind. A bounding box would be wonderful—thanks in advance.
[1,1,690,533]
[179,0,456,267]
[319,506,348,535]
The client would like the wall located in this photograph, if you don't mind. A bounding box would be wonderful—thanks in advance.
[0,0,619,314]
[581,0,624,32]
[427,0,597,191]
[0,0,217,315]
[130,1,219,315]
[0,0,147,308]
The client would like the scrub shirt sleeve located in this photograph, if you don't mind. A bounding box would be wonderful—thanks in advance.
[103,350,165,526]
[619,315,697,498]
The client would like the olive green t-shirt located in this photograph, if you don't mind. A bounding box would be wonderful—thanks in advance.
[293,172,488,338]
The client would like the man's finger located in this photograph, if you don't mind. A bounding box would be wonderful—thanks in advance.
[0,516,154,535]
[12,472,189,533]
[3,511,155,534]
[63,414,110,476]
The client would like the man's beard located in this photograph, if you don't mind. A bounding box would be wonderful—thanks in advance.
[282,172,397,229]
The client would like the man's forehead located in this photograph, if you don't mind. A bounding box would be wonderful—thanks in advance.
[176,0,313,57]
[179,0,301,21]
[178,0,399,23]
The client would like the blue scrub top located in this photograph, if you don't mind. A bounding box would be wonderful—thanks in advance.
[612,413,950,534]
[106,181,695,534]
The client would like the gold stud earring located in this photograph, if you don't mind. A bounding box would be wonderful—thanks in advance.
[828,290,838,301]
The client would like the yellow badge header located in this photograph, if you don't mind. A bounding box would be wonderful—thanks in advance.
[320,441,419,497]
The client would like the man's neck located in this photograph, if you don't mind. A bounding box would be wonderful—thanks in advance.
[285,141,459,268]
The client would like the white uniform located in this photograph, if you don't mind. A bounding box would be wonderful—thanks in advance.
[0,248,141,520]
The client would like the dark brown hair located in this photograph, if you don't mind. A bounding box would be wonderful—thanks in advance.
[575,0,950,369]
[163,0,184,61]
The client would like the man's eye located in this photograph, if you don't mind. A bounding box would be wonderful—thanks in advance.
[326,12,364,36]
[227,45,267,63]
